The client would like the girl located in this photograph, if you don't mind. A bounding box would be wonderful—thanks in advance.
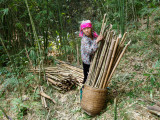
[79,20,103,84]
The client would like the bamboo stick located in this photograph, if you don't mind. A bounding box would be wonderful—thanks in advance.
[25,46,36,75]
[147,105,160,112]
[76,44,80,66]
[47,77,61,86]
[94,30,114,87]
[119,32,127,46]
[86,15,107,85]
[99,39,116,88]
[40,87,44,106]
[46,73,63,81]
[106,40,131,87]
[40,92,56,104]
[100,14,106,35]
[40,86,47,108]
[94,31,113,87]
[102,36,120,89]
[147,109,160,116]
[113,32,127,65]
[89,39,105,85]
[89,33,105,85]
[101,18,108,36]
[92,30,113,87]
[61,64,83,73]
[87,25,112,86]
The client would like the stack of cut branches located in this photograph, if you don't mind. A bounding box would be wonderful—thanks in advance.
[86,14,131,89]
[30,61,83,92]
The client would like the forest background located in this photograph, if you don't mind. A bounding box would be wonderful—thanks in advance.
[0,0,160,119]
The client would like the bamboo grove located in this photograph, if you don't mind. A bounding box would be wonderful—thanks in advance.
[0,0,159,67]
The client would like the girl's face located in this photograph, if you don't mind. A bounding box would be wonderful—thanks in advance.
[82,27,92,37]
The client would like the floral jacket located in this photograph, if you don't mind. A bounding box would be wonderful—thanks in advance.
[81,35,98,65]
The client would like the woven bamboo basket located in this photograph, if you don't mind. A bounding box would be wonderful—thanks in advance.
[81,85,107,116]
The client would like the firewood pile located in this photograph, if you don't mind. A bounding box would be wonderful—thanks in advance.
[30,60,83,92]
[86,14,131,89]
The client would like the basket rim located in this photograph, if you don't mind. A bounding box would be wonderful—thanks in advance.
[84,85,107,92]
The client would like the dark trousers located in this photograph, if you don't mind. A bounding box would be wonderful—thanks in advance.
[82,62,90,84]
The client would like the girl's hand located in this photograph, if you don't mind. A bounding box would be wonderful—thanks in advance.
[96,35,103,43]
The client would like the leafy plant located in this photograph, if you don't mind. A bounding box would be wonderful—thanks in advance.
[0,110,3,119]
[11,98,29,119]
[143,60,160,91]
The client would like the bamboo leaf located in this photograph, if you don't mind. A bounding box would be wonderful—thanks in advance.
[153,60,160,68]
[1,8,9,15]
[150,75,156,86]
[15,22,23,29]
[1,8,9,22]
[143,73,150,77]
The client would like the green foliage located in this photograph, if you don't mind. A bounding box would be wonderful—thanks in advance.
[111,73,135,89]
[0,110,3,119]
[93,20,102,34]
[47,56,57,65]
[0,8,9,22]
[28,47,38,66]
[11,98,29,119]
[143,60,160,89]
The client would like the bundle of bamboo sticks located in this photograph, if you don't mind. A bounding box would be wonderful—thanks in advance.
[30,61,83,91]
[86,14,131,89]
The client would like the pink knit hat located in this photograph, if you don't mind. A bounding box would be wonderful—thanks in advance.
[79,20,98,38]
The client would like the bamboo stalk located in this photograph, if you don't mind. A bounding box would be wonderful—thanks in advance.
[147,105,160,112]
[25,0,43,81]
[46,109,51,120]
[61,64,83,73]
[88,36,104,85]
[101,18,108,36]
[87,25,112,86]
[114,98,117,120]
[40,92,56,104]
[46,73,60,81]
[47,77,61,86]
[119,32,127,46]
[89,39,105,85]
[94,31,113,87]
[0,36,13,65]
[114,32,127,61]
[111,33,126,72]
[86,15,107,85]
[147,109,160,116]
[102,36,120,89]
[92,30,113,87]
[76,44,80,66]
[106,40,131,87]
[100,14,106,35]
[94,30,114,87]
[99,39,116,88]
[40,86,47,108]
[25,46,37,75]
